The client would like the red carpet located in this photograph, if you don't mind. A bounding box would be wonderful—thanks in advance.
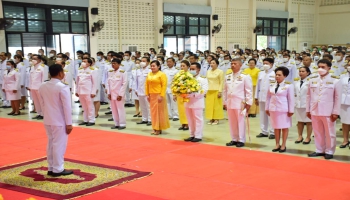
[1,118,350,200]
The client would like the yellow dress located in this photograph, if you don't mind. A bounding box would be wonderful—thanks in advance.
[145,71,170,130]
[205,68,224,119]
[243,67,260,115]
[176,95,188,124]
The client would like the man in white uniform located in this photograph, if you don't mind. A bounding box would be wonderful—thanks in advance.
[135,57,152,126]
[224,59,253,147]
[255,58,275,139]
[306,59,342,160]
[0,52,10,108]
[331,51,346,76]
[184,62,208,142]
[38,64,73,177]
[96,51,108,104]
[107,59,128,130]
[278,54,297,83]
[29,55,48,119]
[163,57,180,121]
[75,58,98,126]
[56,60,73,91]
[121,51,135,107]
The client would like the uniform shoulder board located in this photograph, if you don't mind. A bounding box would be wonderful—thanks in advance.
[89,67,95,70]
[175,67,180,70]
[226,69,233,74]
[109,69,114,72]
[15,68,19,72]
[200,75,206,78]
[313,66,318,69]
[79,67,83,70]
[332,66,338,68]
[332,60,336,63]
[290,62,295,65]
[119,70,125,73]
[21,62,24,66]
[121,64,124,66]
[307,78,310,81]
[310,75,318,79]
[285,81,291,84]
[329,70,334,73]
[294,77,300,81]
[62,82,68,85]
[41,63,45,67]
[64,69,68,72]
[240,71,248,75]
[341,71,347,75]
[23,57,27,60]
[331,75,340,79]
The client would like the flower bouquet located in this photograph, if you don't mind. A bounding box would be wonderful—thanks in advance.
[171,70,201,102]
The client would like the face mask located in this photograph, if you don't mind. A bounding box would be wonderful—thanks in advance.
[278,54,282,57]
[56,58,62,61]
[327,48,332,52]
[247,56,252,59]
[260,56,265,60]
[6,65,11,70]
[347,49,350,52]
[96,56,101,60]
[124,56,129,60]
[291,54,295,57]
[263,64,270,71]
[37,52,42,55]
[234,56,240,59]
[140,62,147,68]
[81,62,87,68]
[31,60,38,65]
[135,64,140,68]
[196,53,200,56]
[185,54,189,57]
[77,59,82,64]
[49,53,54,58]
[169,54,173,57]
[190,70,197,76]
[158,61,163,65]
[199,56,204,60]
[283,58,289,63]
[224,60,230,64]
[220,54,224,58]
[314,56,319,61]
[295,61,301,65]
[317,68,328,76]
[334,56,341,61]
[174,57,179,62]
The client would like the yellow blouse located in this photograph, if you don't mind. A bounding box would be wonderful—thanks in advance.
[206,68,224,92]
[243,67,260,86]
[145,71,167,97]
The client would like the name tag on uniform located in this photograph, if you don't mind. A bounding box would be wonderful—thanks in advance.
[86,72,90,74]
[269,76,274,78]
[312,82,317,84]
[237,76,242,81]
[36,69,40,71]
[227,79,231,81]
[282,87,286,90]
[326,82,333,84]
[270,81,276,83]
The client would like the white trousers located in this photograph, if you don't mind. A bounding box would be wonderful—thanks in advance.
[311,115,337,155]
[0,84,10,106]
[139,95,151,122]
[79,94,95,123]
[125,84,133,104]
[185,107,204,139]
[100,84,108,102]
[227,109,246,142]
[111,99,126,126]
[44,125,68,173]
[31,89,42,115]
[166,93,179,119]
[259,102,274,135]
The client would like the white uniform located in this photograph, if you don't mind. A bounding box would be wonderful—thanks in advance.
[163,66,180,119]
[17,62,27,97]
[95,59,108,102]
[2,68,21,100]
[92,65,101,102]
[306,73,342,155]
[255,68,275,135]
[64,60,74,77]
[38,78,72,173]
[224,70,253,142]
[107,68,128,127]
[277,59,297,83]
[185,75,208,139]
[218,61,230,75]
[200,61,211,76]
[135,66,152,122]
[62,68,73,90]
[76,66,98,123]
[331,60,346,76]
[29,63,48,116]
[130,67,139,100]
[121,59,135,104]
[340,72,350,124]
[294,77,311,122]
[0,59,10,106]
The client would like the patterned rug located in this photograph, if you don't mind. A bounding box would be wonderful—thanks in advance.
[0,158,152,199]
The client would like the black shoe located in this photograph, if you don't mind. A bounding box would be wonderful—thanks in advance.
[74,100,80,103]
[78,122,88,125]
[118,126,126,130]
[47,171,53,176]
[256,133,268,138]
[124,103,130,107]
[79,105,82,108]
[107,107,111,109]
[32,115,40,119]
[308,152,325,157]
[250,114,256,118]
[303,139,311,145]
[272,146,281,152]
[226,141,237,146]
[147,122,152,126]
[133,113,140,117]
[7,112,14,115]
[184,137,194,142]
[86,122,95,126]
[37,115,44,120]
[111,126,119,129]
[191,138,202,142]
[295,138,304,144]
[108,118,114,121]
[173,118,179,121]
[178,127,184,130]
[51,169,74,177]
[279,147,287,153]
[95,114,99,118]
[30,110,37,113]
[268,135,275,139]
[183,127,189,131]
[324,154,333,160]
[105,111,112,115]
[19,107,25,110]
[137,121,148,124]
[100,102,108,105]
[129,104,135,107]
[236,142,245,147]
[339,141,350,148]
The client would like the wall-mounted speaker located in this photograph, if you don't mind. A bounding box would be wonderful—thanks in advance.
[289,18,294,23]
[213,15,218,20]
[91,8,98,15]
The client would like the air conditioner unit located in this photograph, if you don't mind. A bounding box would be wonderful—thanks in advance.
[299,42,308,51]
[228,43,240,52]
[121,45,138,52]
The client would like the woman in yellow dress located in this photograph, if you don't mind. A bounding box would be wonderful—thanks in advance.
[205,59,224,125]
[173,60,190,130]
[145,60,170,135]
[243,58,260,117]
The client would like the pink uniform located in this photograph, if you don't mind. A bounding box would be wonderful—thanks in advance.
[29,63,48,116]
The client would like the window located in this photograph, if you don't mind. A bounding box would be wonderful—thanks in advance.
[256,17,288,50]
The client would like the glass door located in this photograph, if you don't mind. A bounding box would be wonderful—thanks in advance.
[185,36,197,52]
[73,35,88,59]
[45,34,61,56]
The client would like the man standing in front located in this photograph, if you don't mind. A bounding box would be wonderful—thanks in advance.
[38,64,73,177]
[224,58,253,147]
[306,59,342,160]
[76,58,98,126]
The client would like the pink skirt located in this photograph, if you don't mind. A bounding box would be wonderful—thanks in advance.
[269,111,292,129]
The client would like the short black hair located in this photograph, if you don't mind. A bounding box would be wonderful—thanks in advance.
[336,51,345,56]
[49,64,64,77]
[317,59,332,68]
[263,57,274,64]
[323,54,333,60]
[111,58,122,64]
[33,54,42,61]
[142,56,150,62]
[157,56,164,62]
[167,57,175,63]
[83,58,93,65]
[181,60,190,67]
[125,51,131,56]
[217,46,222,50]
[14,54,23,62]
[97,51,104,55]
[189,54,198,59]
[7,60,16,68]
[76,50,84,54]
[211,59,219,65]
[150,60,161,70]
[248,58,257,65]
[275,66,289,77]
[191,62,201,70]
